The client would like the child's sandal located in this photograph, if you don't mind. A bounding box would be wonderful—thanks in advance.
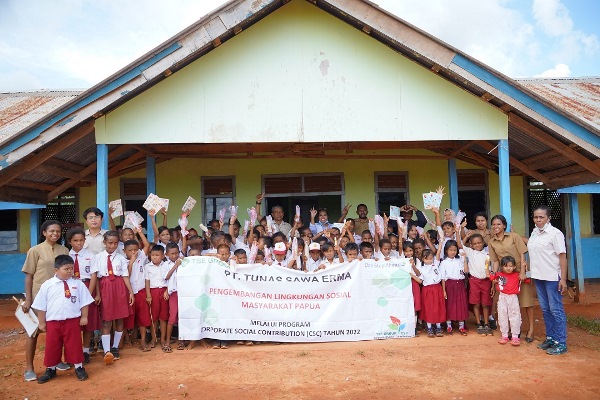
[162,345,172,353]
[177,342,186,350]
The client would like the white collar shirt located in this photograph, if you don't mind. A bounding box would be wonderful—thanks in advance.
[161,259,178,294]
[84,229,107,255]
[528,223,567,281]
[129,250,148,294]
[93,250,129,278]
[463,247,488,279]
[144,261,167,288]
[306,257,323,272]
[440,257,466,280]
[69,248,96,280]
[31,276,94,321]
[419,261,442,286]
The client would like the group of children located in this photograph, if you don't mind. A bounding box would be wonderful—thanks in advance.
[31,202,527,383]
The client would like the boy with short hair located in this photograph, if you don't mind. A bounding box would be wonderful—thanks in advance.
[33,255,94,383]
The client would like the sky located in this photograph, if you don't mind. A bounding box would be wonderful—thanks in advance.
[0,0,598,91]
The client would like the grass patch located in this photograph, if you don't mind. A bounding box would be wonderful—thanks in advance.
[567,315,600,336]
[298,351,309,357]
[355,350,365,357]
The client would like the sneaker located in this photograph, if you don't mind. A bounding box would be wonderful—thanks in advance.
[103,351,114,365]
[75,366,88,381]
[24,370,37,382]
[83,352,91,364]
[435,328,444,337]
[446,326,453,335]
[55,361,71,371]
[459,327,468,336]
[110,347,120,360]
[537,337,554,350]
[37,368,56,384]
[546,342,568,355]
[489,318,497,330]
[476,324,485,335]
[427,328,435,338]
[498,336,509,345]
[511,337,521,346]
[484,324,493,336]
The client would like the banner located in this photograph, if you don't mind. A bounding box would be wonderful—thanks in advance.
[177,257,416,342]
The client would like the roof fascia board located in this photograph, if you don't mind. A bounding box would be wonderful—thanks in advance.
[451,54,600,150]
[557,183,600,194]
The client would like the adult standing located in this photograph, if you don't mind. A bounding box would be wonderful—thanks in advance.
[21,220,70,381]
[83,207,107,255]
[527,205,568,355]
[487,215,536,343]
[352,204,370,236]
[255,194,292,237]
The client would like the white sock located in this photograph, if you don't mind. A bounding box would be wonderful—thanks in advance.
[436,323,442,328]
[49,366,56,370]
[113,331,123,348]
[74,363,83,368]
[83,347,89,354]
[446,320,451,327]
[489,316,495,321]
[459,321,465,329]
[426,322,432,329]
[101,335,111,353]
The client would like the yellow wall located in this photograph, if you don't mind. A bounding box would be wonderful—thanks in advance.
[76,154,529,233]
[18,209,31,252]
[96,0,506,144]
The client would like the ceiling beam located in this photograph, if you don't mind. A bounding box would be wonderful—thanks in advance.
[10,179,57,192]
[449,141,475,158]
[549,171,599,189]
[108,151,146,177]
[477,140,550,185]
[462,149,496,170]
[510,113,600,177]
[0,186,48,204]
[148,153,450,160]
[544,164,585,179]
[46,145,131,201]
[46,157,86,173]
[35,164,82,180]
[521,150,560,170]
[0,120,94,187]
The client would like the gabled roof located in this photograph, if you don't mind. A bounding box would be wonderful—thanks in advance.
[1,0,600,204]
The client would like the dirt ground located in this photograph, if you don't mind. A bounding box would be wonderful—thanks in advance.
[1,284,600,400]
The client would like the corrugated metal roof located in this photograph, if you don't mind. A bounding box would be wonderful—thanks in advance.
[0,90,84,145]
[517,77,600,132]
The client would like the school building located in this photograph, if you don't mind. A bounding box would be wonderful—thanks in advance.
[1,0,599,301]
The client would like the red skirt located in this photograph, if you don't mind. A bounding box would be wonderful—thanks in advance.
[100,276,132,322]
[420,284,446,323]
[445,279,468,321]
[81,280,101,332]
[411,279,421,312]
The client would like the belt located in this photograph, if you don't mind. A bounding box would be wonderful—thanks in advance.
[81,278,91,282]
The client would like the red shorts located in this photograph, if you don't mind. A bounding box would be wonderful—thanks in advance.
[168,291,178,325]
[135,290,152,327]
[45,318,84,367]
[150,287,169,322]
[469,276,493,306]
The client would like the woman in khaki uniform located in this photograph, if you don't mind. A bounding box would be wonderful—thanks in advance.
[488,215,535,342]
[21,220,69,381]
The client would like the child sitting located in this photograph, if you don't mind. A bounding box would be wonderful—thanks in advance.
[33,255,94,383]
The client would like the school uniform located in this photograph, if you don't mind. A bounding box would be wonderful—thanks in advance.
[306,257,323,272]
[69,248,100,332]
[144,261,169,322]
[463,247,492,306]
[440,257,468,321]
[32,276,94,367]
[419,262,446,323]
[402,256,421,312]
[375,250,396,261]
[319,258,339,269]
[21,242,69,301]
[161,260,179,325]
[93,250,131,321]
[127,250,151,328]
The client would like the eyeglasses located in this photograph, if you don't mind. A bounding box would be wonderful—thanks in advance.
[86,215,101,220]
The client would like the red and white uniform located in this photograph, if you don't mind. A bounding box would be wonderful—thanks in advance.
[144,261,169,322]
[93,250,131,321]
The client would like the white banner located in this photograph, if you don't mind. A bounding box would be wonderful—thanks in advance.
[177,257,415,342]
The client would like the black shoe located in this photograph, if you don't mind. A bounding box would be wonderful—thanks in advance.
[489,318,497,330]
[110,347,120,360]
[75,366,88,381]
[37,368,56,384]
[83,352,90,364]
[538,338,555,350]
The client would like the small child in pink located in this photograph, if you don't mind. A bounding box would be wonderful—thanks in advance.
[488,255,521,346]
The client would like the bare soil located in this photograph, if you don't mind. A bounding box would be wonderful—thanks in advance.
[1,283,600,400]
